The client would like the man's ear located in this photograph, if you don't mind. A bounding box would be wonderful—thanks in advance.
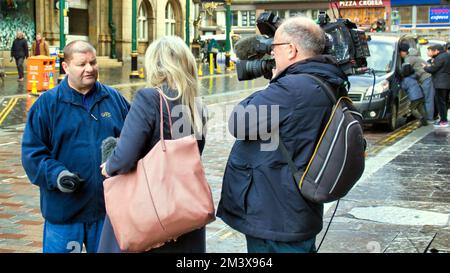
[62,61,69,74]
[288,44,297,60]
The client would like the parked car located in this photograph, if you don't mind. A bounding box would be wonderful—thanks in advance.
[347,35,418,131]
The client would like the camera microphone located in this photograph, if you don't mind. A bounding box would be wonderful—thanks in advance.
[234,35,263,60]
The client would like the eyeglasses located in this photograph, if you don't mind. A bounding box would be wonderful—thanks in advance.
[270,42,291,51]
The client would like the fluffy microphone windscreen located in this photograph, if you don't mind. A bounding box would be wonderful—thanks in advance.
[234,35,260,60]
[101,136,118,164]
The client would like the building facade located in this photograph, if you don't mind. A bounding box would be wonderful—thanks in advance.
[200,0,331,37]
[1,0,199,60]
[390,0,450,36]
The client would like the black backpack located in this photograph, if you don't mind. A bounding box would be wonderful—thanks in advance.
[279,74,366,204]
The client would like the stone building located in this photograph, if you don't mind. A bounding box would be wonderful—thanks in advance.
[1,0,197,61]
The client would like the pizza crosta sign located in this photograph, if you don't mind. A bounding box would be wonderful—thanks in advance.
[338,0,385,8]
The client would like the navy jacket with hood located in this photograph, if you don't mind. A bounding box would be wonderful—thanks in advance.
[217,56,348,242]
[21,78,130,224]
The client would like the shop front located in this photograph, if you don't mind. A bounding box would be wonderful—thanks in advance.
[390,0,450,36]
[331,0,391,30]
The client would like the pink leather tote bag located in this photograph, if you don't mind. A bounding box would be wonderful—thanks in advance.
[103,89,215,252]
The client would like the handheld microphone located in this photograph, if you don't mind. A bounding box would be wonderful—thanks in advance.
[101,136,118,164]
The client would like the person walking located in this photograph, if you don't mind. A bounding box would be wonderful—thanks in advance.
[10,31,28,81]
[31,33,50,56]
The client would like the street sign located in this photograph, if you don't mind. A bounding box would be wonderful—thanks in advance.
[64,16,69,34]
[429,7,450,23]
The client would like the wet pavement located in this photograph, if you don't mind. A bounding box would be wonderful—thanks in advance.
[0,63,449,253]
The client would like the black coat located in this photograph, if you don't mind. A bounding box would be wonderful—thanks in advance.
[217,56,348,242]
[98,86,206,253]
[10,38,29,58]
[424,51,450,89]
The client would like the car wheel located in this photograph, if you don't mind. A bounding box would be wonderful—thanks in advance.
[387,103,398,131]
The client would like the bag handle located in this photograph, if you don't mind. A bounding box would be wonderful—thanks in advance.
[156,87,173,151]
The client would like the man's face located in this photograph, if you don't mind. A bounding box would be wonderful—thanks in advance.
[427,49,437,58]
[36,34,41,42]
[400,51,407,58]
[271,29,293,73]
[62,51,98,92]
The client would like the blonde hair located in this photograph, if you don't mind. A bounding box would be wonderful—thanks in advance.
[144,36,201,134]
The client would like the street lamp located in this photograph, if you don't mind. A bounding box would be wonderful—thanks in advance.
[225,0,231,69]
[130,0,139,79]
[186,0,190,46]
[57,0,68,83]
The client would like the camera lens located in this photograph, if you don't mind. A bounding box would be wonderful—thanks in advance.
[236,59,275,81]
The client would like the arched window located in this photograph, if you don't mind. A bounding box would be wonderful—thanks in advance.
[165,2,176,36]
[138,2,148,41]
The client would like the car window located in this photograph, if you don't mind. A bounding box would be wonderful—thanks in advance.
[366,40,395,73]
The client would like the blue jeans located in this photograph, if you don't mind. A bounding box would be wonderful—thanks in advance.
[43,218,104,253]
[246,235,317,253]
[421,77,435,121]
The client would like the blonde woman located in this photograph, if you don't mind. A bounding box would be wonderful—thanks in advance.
[97,36,206,253]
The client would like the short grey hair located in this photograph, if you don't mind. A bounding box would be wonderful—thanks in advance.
[63,40,96,63]
[281,16,326,56]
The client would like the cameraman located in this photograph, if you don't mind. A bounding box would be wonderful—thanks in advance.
[217,16,348,253]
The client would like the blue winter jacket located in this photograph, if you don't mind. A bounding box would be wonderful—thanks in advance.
[21,78,130,224]
[217,55,348,242]
[401,74,424,102]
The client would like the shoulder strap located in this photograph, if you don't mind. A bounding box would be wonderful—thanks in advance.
[278,73,338,185]
[300,74,338,104]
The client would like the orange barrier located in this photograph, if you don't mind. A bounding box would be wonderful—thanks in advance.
[26,56,57,91]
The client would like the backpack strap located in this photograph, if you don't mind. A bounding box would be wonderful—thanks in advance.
[278,73,338,186]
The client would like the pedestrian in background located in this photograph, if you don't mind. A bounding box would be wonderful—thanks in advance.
[400,63,428,127]
[21,40,130,253]
[208,38,219,69]
[424,44,450,128]
[97,36,207,253]
[399,43,435,122]
[217,16,348,253]
[10,31,28,81]
[31,33,50,56]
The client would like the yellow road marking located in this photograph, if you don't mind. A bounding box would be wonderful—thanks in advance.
[366,121,419,156]
[0,97,18,125]
[0,98,14,119]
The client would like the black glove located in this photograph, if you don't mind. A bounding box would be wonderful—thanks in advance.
[57,170,86,193]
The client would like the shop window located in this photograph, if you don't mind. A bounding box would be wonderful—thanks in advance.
[417,6,429,24]
[267,10,288,19]
[165,2,176,36]
[398,6,412,24]
[289,10,305,18]
[138,2,148,41]
[69,8,89,36]
[241,10,256,27]
[312,10,327,21]
[232,10,238,26]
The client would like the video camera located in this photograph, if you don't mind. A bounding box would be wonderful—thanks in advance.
[235,11,371,81]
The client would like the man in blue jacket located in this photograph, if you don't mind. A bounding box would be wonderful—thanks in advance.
[217,16,348,253]
[21,40,130,253]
